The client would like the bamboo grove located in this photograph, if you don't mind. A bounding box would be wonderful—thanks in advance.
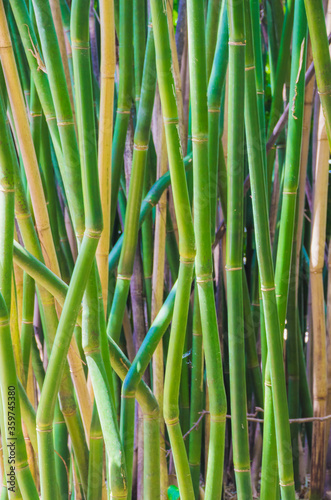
[1,0,331,498]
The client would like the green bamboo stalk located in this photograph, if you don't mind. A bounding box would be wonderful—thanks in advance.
[53,403,69,500]
[188,289,204,499]
[87,402,103,500]
[0,62,21,500]
[83,263,127,499]
[151,121,169,497]
[149,0,196,495]
[266,0,294,191]
[133,0,146,110]
[261,3,307,496]
[187,1,228,498]
[20,273,35,387]
[303,0,331,147]
[107,23,156,345]
[207,1,228,239]
[0,294,39,499]
[35,0,103,496]
[243,0,296,497]
[110,0,133,233]
[205,0,222,81]
[121,283,177,498]
[226,0,252,496]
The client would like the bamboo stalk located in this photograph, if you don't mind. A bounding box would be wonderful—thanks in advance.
[226,0,252,496]
[309,28,330,496]
[243,0,296,497]
[96,0,115,313]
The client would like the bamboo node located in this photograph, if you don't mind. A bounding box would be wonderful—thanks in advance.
[256,91,264,95]
[29,112,42,118]
[36,426,53,433]
[117,109,130,115]
[225,266,242,271]
[58,121,74,127]
[134,143,149,151]
[22,320,33,325]
[279,481,295,487]
[164,117,179,125]
[318,90,331,96]
[46,116,57,122]
[208,107,220,113]
[90,435,103,440]
[228,40,246,46]
[234,468,250,473]
[192,136,208,143]
[121,394,135,399]
[282,190,296,195]
[245,65,255,71]
[264,381,272,387]
[165,417,179,427]
[117,274,131,281]
[148,23,153,28]
[72,41,89,50]
[0,186,14,193]
[197,275,214,283]
[261,286,275,292]
[15,212,31,220]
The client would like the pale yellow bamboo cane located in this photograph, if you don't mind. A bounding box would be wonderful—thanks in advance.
[152,122,169,499]
[310,32,330,492]
[96,0,116,313]
[295,38,314,281]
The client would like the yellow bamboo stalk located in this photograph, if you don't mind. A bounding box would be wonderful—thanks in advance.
[295,38,314,281]
[310,41,330,494]
[152,122,169,499]
[0,1,60,278]
[96,0,116,313]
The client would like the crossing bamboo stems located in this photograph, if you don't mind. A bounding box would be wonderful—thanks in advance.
[108,152,192,273]
[243,0,296,497]
[35,0,103,496]
[121,285,178,499]
[30,0,85,238]
[226,0,252,496]
[107,25,156,344]
[96,0,115,313]
[0,1,60,278]
[0,294,39,499]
